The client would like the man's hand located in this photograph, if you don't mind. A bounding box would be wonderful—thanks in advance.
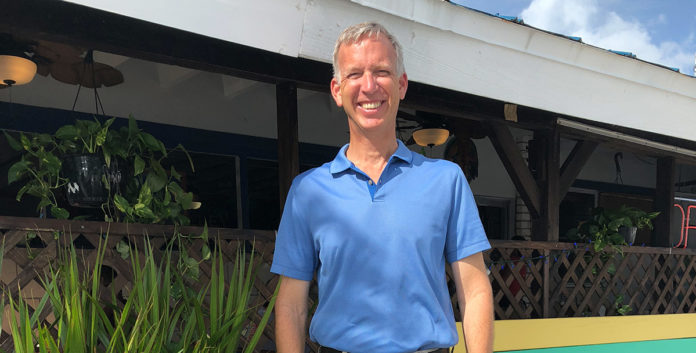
[451,252,494,353]
[275,276,311,353]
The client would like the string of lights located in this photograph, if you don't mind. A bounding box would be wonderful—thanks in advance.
[486,241,647,271]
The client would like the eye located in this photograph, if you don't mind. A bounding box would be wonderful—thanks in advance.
[375,70,391,77]
[346,72,362,80]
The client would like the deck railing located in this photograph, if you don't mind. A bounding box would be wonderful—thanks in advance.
[0,216,279,352]
[1,217,696,352]
[483,239,696,319]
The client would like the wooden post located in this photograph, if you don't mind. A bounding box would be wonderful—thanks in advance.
[276,82,299,214]
[531,127,560,241]
[654,157,675,247]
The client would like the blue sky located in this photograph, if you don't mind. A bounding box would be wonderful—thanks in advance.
[450,0,696,76]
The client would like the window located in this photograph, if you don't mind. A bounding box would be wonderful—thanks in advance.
[476,196,513,240]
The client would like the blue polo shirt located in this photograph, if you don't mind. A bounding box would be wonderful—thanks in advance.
[271,140,490,353]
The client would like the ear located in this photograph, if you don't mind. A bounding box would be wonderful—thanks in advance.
[330,77,343,107]
[398,73,408,100]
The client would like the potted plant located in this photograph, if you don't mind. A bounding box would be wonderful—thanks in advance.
[567,205,660,251]
[5,116,199,225]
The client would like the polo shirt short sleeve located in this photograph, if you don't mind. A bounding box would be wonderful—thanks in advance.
[271,140,490,353]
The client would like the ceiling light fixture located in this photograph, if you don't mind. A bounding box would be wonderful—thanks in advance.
[0,54,37,87]
[413,128,450,147]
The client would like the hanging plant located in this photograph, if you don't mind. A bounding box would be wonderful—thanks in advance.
[5,115,199,225]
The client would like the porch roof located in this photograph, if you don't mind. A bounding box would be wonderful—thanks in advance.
[64,0,696,144]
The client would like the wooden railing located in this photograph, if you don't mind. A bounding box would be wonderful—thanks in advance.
[484,239,696,319]
[2,217,696,352]
[0,216,279,353]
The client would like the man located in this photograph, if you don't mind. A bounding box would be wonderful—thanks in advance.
[271,22,493,353]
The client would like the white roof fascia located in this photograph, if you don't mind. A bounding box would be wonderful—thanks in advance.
[63,0,307,56]
[301,0,696,142]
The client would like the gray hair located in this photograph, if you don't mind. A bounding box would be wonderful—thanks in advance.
[332,22,405,82]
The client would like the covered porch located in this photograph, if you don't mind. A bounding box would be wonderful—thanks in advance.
[1,0,696,351]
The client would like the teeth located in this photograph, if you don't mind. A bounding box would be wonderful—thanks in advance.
[361,101,381,109]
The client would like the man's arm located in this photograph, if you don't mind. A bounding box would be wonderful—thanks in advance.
[275,275,310,353]
[451,252,494,353]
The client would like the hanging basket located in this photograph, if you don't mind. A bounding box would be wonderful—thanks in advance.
[62,154,111,208]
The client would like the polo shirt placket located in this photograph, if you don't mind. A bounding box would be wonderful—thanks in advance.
[349,154,404,202]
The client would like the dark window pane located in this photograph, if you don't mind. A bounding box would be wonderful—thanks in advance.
[247,159,281,230]
[167,151,240,228]
[479,205,505,240]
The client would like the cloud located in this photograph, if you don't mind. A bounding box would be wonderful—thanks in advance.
[521,0,694,75]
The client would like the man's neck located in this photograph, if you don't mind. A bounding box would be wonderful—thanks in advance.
[346,132,398,183]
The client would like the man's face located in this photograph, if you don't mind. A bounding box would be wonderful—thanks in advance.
[330,35,407,134]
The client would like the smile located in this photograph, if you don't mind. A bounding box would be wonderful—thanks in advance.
[360,101,382,109]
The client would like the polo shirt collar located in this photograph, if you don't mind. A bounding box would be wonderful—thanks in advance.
[329,139,413,174]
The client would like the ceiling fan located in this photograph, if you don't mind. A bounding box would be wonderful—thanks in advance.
[1,34,124,88]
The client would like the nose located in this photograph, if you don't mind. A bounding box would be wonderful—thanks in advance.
[360,72,378,94]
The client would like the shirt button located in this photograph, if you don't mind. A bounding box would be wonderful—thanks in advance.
[368,180,373,185]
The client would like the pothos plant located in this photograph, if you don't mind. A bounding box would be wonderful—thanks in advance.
[4,130,69,219]
[567,205,660,253]
[5,116,199,225]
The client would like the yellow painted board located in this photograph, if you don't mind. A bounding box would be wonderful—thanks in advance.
[453,313,696,352]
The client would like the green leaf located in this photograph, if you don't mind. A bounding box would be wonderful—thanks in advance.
[167,181,183,196]
[37,197,52,211]
[134,206,156,220]
[170,166,181,181]
[116,240,130,259]
[184,257,200,280]
[128,115,139,138]
[201,244,211,261]
[7,160,29,184]
[16,184,30,201]
[37,133,53,145]
[146,170,167,193]
[50,206,69,219]
[20,133,31,151]
[163,188,171,206]
[3,130,22,151]
[138,182,153,206]
[42,153,62,174]
[133,155,145,176]
[607,218,623,231]
[113,194,131,213]
[95,125,109,147]
[180,192,193,210]
[104,151,111,168]
[141,133,165,154]
[55,125,78,140]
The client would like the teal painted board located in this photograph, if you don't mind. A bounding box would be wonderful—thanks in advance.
[496,338,696,353]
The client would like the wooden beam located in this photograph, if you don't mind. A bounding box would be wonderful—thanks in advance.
[559,140,598,200]
[654,157,675,247]
[276,82,299,214]
[530,127,560,241]
[542,127,561,241]
[486,123,541,218]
